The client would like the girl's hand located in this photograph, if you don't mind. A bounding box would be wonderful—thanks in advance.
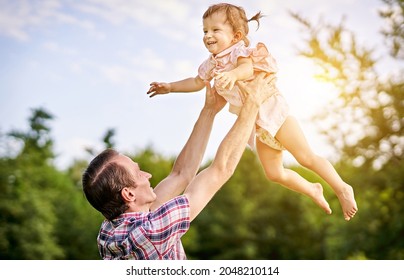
[215,72,237,90]
[147,82,171,98]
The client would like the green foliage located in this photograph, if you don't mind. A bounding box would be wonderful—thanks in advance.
[348,160,404,259]
[290,2,403,170]
[185,150,328,260]
[0,108,63,259]
[0,108,103,259]
[102,129,116,149]
[184,150,404,259]
[379,0,404,58]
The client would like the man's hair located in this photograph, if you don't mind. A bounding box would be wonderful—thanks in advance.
[82,148,136,220]
[202,3,264,47]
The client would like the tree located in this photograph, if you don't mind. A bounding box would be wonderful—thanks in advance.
[185,150,332,259]
[379,0,404,58]
[290,0,403,169]
[0,107,103,259]
[286,0,404,259]
[8,108,55,165]
[85,128,116,156]
[0,108,64,259]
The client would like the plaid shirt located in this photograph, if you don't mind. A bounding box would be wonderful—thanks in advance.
[97,195,190,260]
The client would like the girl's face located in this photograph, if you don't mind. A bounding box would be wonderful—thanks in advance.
[202,11,238,55]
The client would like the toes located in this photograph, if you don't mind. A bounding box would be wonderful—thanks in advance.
[344,209,357,221]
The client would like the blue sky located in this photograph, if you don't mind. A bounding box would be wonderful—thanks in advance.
[0,0,388,169]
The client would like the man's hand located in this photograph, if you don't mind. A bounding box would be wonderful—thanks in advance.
[204,81,226,114]
[236,73,277,105]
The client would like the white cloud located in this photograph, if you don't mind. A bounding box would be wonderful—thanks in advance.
[0,0,63,40]
[0,0,36,41]
[74,0,190,26]
[73,0,198,44]
[53,11,104,37]
[111,48,198,84]
[42,41,78,55]
[128,48,167,70]
[0,0,105,41]
[100,64,135,85]
[0,0,205,47]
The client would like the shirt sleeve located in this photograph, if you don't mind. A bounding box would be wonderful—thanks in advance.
[146,195,190,256]
[198,57,213,81]
[230,42,278,74]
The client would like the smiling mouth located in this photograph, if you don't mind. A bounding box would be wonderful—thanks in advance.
[207,41,216,46]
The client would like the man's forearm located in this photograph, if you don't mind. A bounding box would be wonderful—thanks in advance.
[172,106,216,178]
[184,96,260,220]
[151,106,216,207]
[212,98,259,178]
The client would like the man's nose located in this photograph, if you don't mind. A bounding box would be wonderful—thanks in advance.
[143,172,152,179]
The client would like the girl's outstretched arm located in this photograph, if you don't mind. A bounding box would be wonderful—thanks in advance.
[147,75,206,97]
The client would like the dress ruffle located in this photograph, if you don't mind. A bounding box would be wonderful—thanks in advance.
[198,41,278,80]
[229,42,278,74]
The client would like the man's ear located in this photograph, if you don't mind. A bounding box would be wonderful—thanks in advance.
[121,187,136,202]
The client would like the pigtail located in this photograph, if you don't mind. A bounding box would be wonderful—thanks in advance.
[248,11,265,30]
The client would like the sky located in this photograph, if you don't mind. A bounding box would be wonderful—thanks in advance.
[0,0,388,169]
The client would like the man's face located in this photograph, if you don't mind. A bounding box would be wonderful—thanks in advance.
[115,154,156,205]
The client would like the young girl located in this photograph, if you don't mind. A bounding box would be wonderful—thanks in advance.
[147,3,358,221]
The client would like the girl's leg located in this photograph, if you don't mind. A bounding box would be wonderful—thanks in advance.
[256,138,332,214]
[275,116,358,221]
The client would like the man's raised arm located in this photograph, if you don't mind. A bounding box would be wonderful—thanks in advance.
[184,73,276,221]
[151,83,226,210]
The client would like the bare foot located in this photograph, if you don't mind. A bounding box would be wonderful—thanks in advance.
[310,183,332,215]
[336,184,358,221]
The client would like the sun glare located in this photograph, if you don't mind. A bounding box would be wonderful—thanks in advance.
[277,57,338,119]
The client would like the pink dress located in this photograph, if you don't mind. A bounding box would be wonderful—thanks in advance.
[198,41,289,150]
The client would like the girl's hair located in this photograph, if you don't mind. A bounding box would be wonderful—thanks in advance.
[203,3,264,47]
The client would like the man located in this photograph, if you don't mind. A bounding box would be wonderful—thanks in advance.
[82,73,275,259]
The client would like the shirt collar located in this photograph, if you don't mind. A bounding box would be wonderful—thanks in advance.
[213,41,245,58]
